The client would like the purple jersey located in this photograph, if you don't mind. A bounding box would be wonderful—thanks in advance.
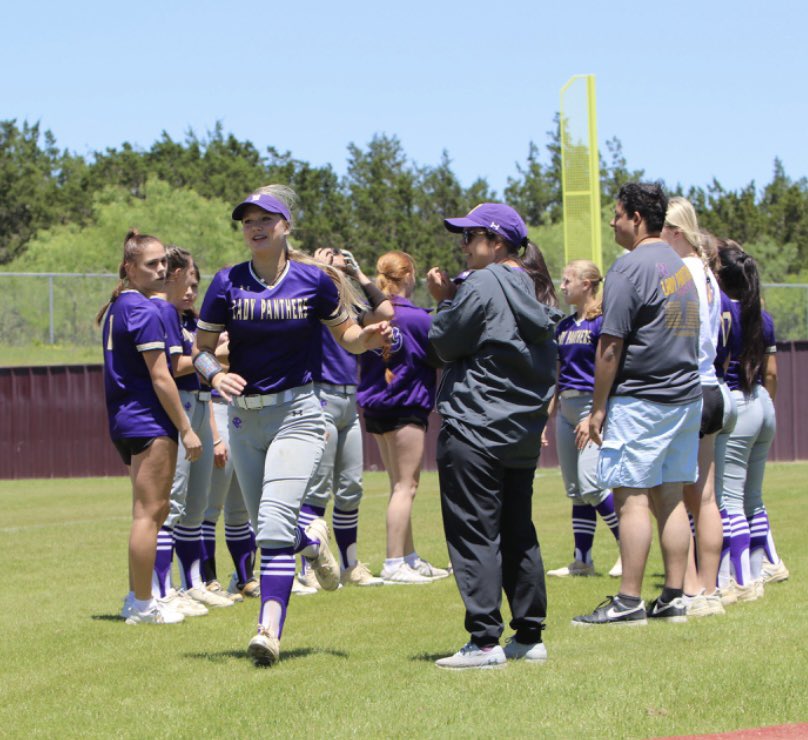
[198,260,348,394]
[101,290,176,440]
[720,299,776,391]
[358,297,436,415]
[176,313,201,392]
[555,313,601,392]
[150,296,183,369]
[314,325,358,385]
[714,291,740,381]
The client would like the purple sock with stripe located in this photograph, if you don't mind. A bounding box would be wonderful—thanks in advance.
[718,506,731,587]
[571,504,596,564]
[728,512,751,585]
[152,525,174,598]
[594,494,620,542]
[226,522,256,585]
[333,507,359,569]
[201,519,217,582]
[748,508,777,579]
[173,525,204,590]
[259,547,295,638]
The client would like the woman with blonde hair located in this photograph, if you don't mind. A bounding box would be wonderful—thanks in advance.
[357,251,444,584]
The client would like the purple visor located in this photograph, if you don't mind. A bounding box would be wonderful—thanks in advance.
[232,193,291,222]
[444,202,528,248]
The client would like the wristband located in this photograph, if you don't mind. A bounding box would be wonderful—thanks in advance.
[213,439,223,446]
[193,350,224,384]
[361,281,387,310]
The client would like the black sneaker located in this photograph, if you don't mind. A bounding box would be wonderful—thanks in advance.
[571,595,648,627]
[646,597,687,623]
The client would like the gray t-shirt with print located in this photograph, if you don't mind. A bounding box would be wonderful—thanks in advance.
[601,240,701,403]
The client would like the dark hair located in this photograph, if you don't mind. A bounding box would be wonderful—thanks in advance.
[519,241,559,307]
[617,182,668,234]
[96,229,163,325]
[165,244,193,277]
[716,243,764,394]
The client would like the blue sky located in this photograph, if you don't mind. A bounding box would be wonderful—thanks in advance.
[3,0,806,198]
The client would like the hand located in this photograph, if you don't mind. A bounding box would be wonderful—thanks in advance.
[540,427,549,448]
[575,418,591,450]
[361,320,393,351]
[427,267,456,302]
[588,409,606,447]
[181,428,203,462]
[212,372,247,403]
[213,439,228,468]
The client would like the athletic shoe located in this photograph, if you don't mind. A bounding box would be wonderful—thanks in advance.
[297,568,321,591]
[754,578,765,599]
[121,594,134,620]
[547,560,595,577]
[572,595,647,627]
[340,562,384,587]
[686,592,726,617]
[646,597,687,623]
[186,585,235,608]
[734,580,761,603]
[303,518,340,591]
[412,559,450,580]
[209,579,243,603]
[435,642,506,670]
[227,573,260,599]
[125,601,185,625]
[291,577,317,596]
[608,556,623,578]
[247,626,280,667]
[162,589,209,617]
[381,562,434,585]
[503,637,548,663]
[716,584,738,606]
[761,558,789,583]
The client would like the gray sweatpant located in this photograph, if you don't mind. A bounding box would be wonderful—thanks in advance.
[204,400,250,527]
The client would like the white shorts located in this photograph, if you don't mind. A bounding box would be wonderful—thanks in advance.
[597,396,702,490]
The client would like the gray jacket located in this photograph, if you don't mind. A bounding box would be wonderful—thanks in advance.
[429,263,563,468]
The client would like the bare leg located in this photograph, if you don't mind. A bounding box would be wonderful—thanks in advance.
[651,482,690,590]
[614,487,652,597]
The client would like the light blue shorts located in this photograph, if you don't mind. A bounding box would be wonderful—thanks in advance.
[597,396,702,490]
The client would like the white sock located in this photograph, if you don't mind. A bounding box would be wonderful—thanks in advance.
[384,557,404,571]
[133,596,154,612]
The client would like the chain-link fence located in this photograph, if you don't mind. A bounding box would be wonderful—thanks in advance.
[0,272,806,348]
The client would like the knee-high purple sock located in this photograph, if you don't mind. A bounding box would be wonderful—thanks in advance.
[594,494,620,542]
[333,507,359,570]
[296,505,325,571]
[259,546,295,639]
[226,523,256,585]
[152,525,174,598]
[201,519,217,582]
[571,504,597,564]
[718,507,731,587]
[293,525,319,554]
[748,508,777,579]
[173,525,204,590]
[728,512,751,585]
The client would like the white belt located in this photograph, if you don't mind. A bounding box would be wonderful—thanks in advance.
[195,390,212,402]
[232,387,304,410]
[559,389,590,399]
[317,382,357,395]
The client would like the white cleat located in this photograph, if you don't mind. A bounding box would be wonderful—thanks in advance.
[186,585,235,608]
[381,562,434,585]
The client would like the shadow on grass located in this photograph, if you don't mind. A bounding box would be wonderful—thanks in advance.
[409,652,448,663]
[91,614,124,622]
[183,647,349,664]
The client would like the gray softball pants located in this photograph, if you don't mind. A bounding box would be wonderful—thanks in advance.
[166,390,214,528]
[303,384,363,512]
[715,385,776,516]
[228,386,326,549]
[204,400,250,527]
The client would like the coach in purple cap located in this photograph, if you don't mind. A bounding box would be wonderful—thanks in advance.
[428,202,562,670]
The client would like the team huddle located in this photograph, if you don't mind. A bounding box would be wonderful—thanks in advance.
[99,181,788,669]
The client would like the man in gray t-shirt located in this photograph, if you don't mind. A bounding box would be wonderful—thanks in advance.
[573,183,702,627]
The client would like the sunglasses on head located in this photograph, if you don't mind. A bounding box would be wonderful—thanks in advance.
[462,229,492,245]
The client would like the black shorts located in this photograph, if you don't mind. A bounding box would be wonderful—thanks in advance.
[700,384,724,438]
[363,410,430,435]
[113,436,157,466]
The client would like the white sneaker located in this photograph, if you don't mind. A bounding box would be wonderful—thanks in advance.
[121,593,134,620]
[125,600,185,625]
[686,592,726,617]
[303,518,340,591]
[411,558,450,580]
[247,626,280,667]
[292,577,318,596]
[733,580,762,603]
[208,579,243,603]
[547,560,595,577]
[435,642,506,670]
[187,585,235,608]
[381,562,434,585]
[162,589,209,617]
[608,555,623,578]
[297,568,321,591]
[503,637,548,662]
[761,558,789,583]
[227,573,260,599]
[341,562,384,587]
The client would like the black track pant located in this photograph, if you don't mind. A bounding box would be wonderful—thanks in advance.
[437,424,547,647]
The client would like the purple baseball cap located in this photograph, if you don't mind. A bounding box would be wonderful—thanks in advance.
[444,203,528,248]
[231,193,291,222]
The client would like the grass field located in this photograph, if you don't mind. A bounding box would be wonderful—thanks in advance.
[1,464,805,738]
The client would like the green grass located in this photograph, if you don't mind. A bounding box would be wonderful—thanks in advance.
[1,465,805,738]
[0,344,102,367]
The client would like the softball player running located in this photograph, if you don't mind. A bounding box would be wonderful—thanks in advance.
[546,260,621,579]
[194,186,391,666]
[297,247,393,589]
[714,243,787,602]
[98,230,202,625]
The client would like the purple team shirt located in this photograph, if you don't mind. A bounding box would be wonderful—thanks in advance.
[102,290,176,440]
[314,324,359,386]
[358,296,436,415]
[176,313,202,392]
[718,297,776,391]
[198,260,347,395]
[554,313,601,393]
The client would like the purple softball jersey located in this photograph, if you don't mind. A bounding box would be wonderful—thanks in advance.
[176,313,202,392]
[198,260,348,394]
[721,300,776,391]
[101,290,176,440]
[554,313,602,393]
[357,296,436,415]
[313,324,358,386]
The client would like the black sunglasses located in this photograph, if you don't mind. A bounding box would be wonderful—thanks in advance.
[462,229,492,246]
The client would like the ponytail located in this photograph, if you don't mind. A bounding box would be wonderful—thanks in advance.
[514,241,559,307]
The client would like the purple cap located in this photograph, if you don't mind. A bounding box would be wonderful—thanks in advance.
[232,193,291,222]
[444,203,528,248]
